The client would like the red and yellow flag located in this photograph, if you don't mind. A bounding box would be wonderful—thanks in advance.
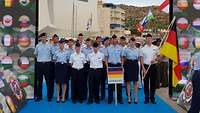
[160,31,182,87]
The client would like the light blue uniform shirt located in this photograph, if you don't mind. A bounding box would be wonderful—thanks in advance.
[34,42,52,62]
[192,52,200,71]
[54,49,70,63]
[81,46,93,58]
[122,47,141,60]
[51,44,59,60]
[105,45,123,64]
[66,47,75,61]
[99,46,108,55]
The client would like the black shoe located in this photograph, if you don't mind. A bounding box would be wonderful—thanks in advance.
[72,100,77,104]
[108,100,112,104]
[61,100,66,103]
[48,99,52,102]
[79,100,83,103]
[134,98,138,104]
[144,100,149,104]
[87,101,93,104]
[87,99,93,104]
[134,101,138,104]
[128,100,131,104]
[151,100,157,104]
[118,100,124,104]
[101,96,105,100]
[95,100,100,104]
[56,100,60,103]
[65,95,69,100]
[34,98,42,102]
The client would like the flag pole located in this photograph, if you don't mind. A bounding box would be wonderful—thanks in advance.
[169,0,174,98]
[115,83,117,105]
[75,0,78,38]
[72,0,75,38]
[142,16,176,80]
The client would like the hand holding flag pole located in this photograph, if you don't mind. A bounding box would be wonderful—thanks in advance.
[142,16,176,80]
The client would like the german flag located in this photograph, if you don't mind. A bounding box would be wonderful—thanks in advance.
[107,67,123,78]
[160,31,182,87]
[107,67,124,84]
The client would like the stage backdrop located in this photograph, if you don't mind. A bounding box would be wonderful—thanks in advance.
[0,0,36,99]
[172,0,200,110]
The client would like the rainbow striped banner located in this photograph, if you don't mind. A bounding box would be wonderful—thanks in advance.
[107,67,124,84]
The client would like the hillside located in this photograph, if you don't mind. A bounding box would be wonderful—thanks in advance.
[118,4,170,30]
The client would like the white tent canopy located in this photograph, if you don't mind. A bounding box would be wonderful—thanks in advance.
[39,0,100,37]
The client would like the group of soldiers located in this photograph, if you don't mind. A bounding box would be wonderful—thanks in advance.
[34,32,160,105]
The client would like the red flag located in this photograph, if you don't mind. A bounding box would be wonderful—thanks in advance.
[159,0,170,11]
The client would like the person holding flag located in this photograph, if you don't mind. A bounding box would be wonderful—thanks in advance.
[140,33,159,104]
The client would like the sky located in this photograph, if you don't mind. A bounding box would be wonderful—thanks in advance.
[104,0,164,7]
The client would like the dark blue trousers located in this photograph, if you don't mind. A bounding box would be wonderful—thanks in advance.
[188,70,200,113]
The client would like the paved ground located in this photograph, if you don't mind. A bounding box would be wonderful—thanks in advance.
[156,88,187,113]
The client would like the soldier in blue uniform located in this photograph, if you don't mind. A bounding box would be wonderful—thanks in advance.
[81,38,93,100]
[50,34,60,101]
[77,33,86,48]
[53,38,70,103]
[122,37,141,104]
[105,34,124,104]
[34,33,53,102]
[99,37,110,100]
[66,38,75,99]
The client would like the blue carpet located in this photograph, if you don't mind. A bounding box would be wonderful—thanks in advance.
[19,86,177,113]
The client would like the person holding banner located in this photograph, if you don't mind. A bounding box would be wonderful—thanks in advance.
[188,52,200,113]
[140,33,159,104]
[123,37,141,104]
[105,34,124,104]
[69,42,86,104]
[87,42,104,104]
[53,38,70,103]
[34,33,53,102]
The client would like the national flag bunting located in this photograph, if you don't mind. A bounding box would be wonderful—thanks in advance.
[137,9,155,32]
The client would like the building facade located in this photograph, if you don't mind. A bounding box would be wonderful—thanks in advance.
[98,1,125,37]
